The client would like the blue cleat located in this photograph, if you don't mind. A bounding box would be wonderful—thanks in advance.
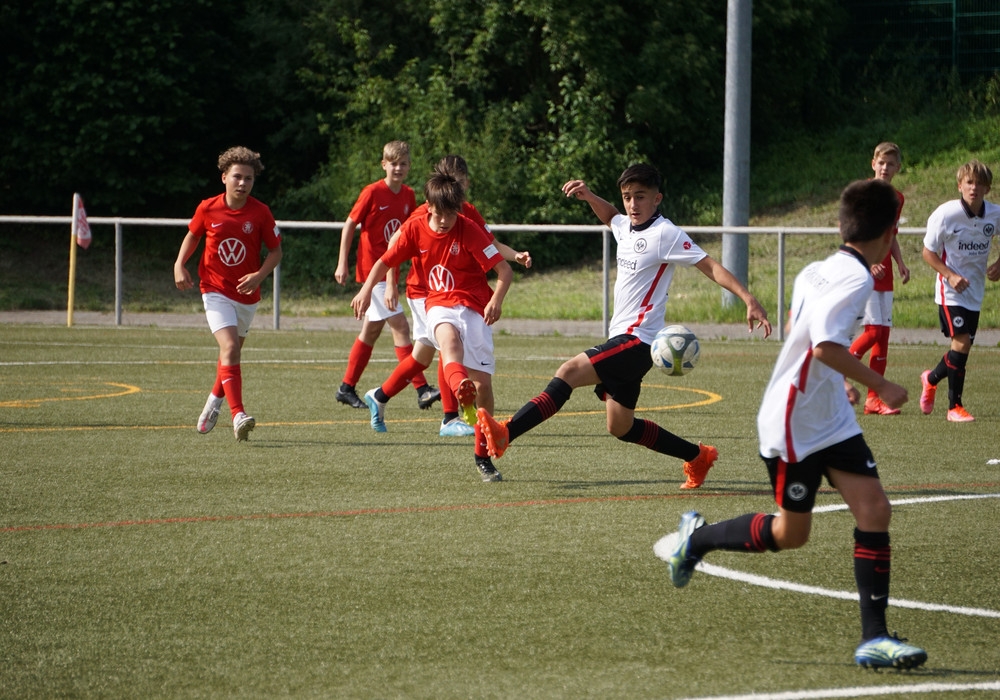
[655,511,706,588]
[440,417,475,437]
[363,389,387,433]
[855,633,927,670]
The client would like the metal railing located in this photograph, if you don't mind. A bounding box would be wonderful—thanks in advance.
[0,215,927,340]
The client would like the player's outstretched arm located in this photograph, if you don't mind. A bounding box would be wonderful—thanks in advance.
[694,256,773,338]
[814,341,908,409]
[562,180,619,226]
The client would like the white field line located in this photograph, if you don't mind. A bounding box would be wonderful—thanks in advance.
[679,680,1000,700]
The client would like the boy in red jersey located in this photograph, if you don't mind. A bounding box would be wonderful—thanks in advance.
[173,146,282,441]
[848,142,910,415]
[334,141,438,411]
[364,156,531,439]
[351,171,514,482]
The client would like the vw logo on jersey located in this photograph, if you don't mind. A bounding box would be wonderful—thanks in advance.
[382,219,402,244]
[786,482,808,501]
[428,265,455,292]
[984,223,995,238]
[242,221,254,235]
[218,238,248,266]
[633,238,647,253]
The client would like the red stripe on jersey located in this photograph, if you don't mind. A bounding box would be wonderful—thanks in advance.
[781,347,814,464]
[625,263,669,336]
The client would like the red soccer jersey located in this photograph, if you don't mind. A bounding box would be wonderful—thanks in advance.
[383,210,502,315]
[348,179,416,282]
[188,194,281,304]
[872,188,905,293]
[404,202,491,299]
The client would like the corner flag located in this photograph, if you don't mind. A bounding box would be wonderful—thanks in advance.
[74,193,92,249]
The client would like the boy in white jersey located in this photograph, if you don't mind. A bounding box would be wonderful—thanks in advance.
[919,159,1000,422]
[658,179,926,670]
[476,163,771,488]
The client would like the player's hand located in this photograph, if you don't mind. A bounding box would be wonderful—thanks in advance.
[899,262,911,284]
[334,264,348,286]
[988,259,1000,282]
[947,272,970,293]
[236,273,261,296]
[870,263,886,280]
[746,299,772,339]
[562,180,592,200]
[515,251,532,268]
[844,381,861,406]
[351,291,371,320]
[483,300,502,326]
[384,286,399,312]
[174,265,194,291]
[877,380,908,409]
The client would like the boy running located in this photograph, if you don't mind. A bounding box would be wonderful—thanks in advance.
[919,159,1000,422]
[657,178,927,670]
[173,146,282,441]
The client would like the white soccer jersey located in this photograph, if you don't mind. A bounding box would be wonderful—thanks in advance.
[923,198,1000,310]
[607,213,707,345]
[757,247,872,463]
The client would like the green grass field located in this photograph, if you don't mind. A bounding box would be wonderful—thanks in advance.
[2,325,999,698]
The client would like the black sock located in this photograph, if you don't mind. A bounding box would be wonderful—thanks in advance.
[507,377,573,442]
[617,418,699,461]
[689,513,778,559]
[854,528,891,641]
[945,349,969,409]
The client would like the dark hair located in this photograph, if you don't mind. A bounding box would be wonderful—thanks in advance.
[218,146,264,175]
[423,172,464,213]
[435,155,469,179]
[617,163,662,192]
[839,179,898,243]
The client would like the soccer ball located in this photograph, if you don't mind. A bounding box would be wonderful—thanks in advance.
[651,325,700,376]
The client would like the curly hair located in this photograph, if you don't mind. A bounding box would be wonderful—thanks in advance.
[218,146,264,176]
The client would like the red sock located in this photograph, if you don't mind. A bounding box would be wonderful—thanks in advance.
[866,326,891,401]
[211,359,224,398]
[438,356,458,413]
[343,339,373,387]
[444,361,469,397]
[394,344,427,389]
[382,355,430,399]
[850,324,878,360]
[219,364,244,416]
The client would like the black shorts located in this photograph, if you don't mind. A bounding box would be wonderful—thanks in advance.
[585,334,653,410]
[761,434,878,513]
[939,305,979,343]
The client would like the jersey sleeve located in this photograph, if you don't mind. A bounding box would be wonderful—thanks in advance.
[923,204,947,254]
[348,184,375,225]
[187,199,210,237]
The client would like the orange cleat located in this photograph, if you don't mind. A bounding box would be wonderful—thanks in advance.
[476,407,510,458]
[680,442,718,490]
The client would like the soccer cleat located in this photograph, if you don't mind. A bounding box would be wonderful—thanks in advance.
[919,370,937,415]
[656,511,706,588]
[417,384,441,410]
[946,406,975,423]
[336,384,366,409]
[477,408,510,458]
[680,442,718,490]
[456,378,477,426]
[475,456,503,482]
[864,396,900,416]
[363,389,387,433]
[233,412,255,441]
[440,417,475,437]
[197,394,223,434]
[854,633,927,670]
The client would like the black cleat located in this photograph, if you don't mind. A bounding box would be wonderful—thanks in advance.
[336,384,366,409]
[475,456,503,482]
[417,384,441,410]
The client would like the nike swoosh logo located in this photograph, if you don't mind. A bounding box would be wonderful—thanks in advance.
[379,205,390,211]
[419,249,429,253]
[221,378,233,385]
[866,460,877,469]
[870,594,888,601]
[211,223,223,228]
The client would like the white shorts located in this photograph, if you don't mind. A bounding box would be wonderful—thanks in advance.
[862,290,893,327]
[406,296,432,345]
[203,292,256,337]
[426,304,495,374]
[366,281,405,322]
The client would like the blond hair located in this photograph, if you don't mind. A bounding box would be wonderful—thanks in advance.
[873,142,901,162]
[382,140,410,163]
[218,146,264,175]
[957,159,993,186]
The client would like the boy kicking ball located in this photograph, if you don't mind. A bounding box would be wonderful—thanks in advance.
[657,178,926,670]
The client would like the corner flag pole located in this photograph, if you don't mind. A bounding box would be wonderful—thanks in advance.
[68,193,81,327]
